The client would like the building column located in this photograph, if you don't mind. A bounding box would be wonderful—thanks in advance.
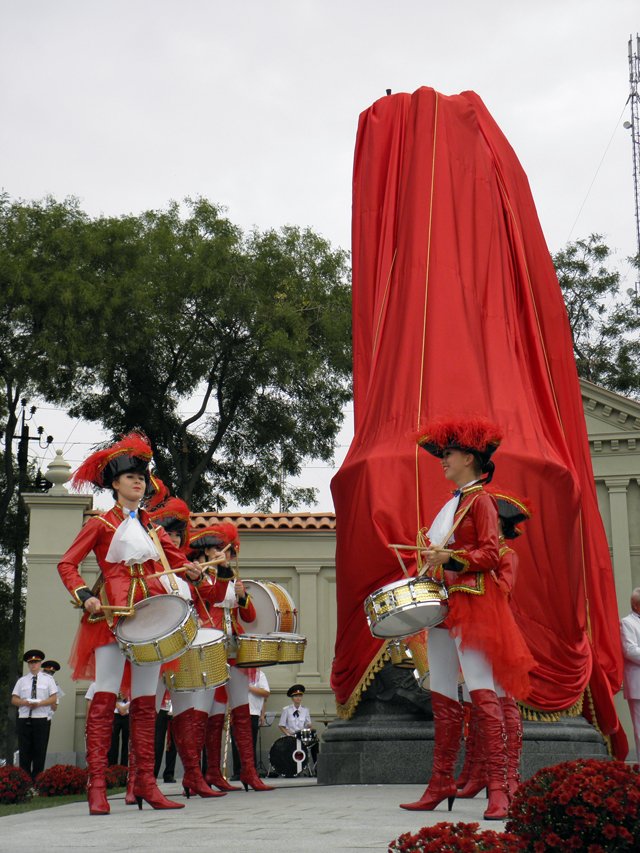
[605,477,632,613]
[296,565,322,681]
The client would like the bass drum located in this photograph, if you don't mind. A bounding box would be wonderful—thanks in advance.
[269,735,308,777]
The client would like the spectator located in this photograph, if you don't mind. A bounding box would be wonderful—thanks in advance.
[11,649,58,779]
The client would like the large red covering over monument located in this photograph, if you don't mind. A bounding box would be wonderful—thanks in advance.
[330,87,625,755]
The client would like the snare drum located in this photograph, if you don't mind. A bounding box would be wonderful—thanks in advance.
[163,628,229,691]
[364,576,448,638]
[234,633,280,667]
[238,580,297,634]
[272,632,307,664]
[115,595,198,665]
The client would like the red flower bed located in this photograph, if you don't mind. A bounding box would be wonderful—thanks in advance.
[0,765,32,804]
[388,821,521,852]
[35,764,88,796]
[105,764,128,788]
[505,758,640,851]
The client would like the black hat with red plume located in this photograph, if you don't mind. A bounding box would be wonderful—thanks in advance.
[417,417,503,483]
[486,487,532,539]
[150,497,191,547]
[71,431,153,491]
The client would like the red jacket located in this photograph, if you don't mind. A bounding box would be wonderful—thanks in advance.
[58,505,189,617]
[443,485,500,595]
[192,570,257,635]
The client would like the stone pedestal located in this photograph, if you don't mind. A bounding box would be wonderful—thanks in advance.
[318,704,609,785]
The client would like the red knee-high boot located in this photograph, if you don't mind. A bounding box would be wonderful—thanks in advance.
[172,708,224,799]
[232,705,274,791]
[456,702,487,798]
[86,691,117,815]
[203,713,241,791]
[130,696,184,810]
[470,689,509,820]
[400,692,463,811]
[500,696,523,800]
[125,739,137,805]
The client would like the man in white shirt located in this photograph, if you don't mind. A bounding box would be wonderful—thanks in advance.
[11,649,58,779]
[279,684,312,735]
[42,660,64,722]
[621,587,640,760]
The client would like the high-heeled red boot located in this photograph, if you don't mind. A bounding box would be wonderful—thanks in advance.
[470,689,509,820]
[456,702,487,798]
[400,692,463,811]
[231,705,274,791]
[500,696,523,800]
[125,740,137,805]
[454,701,473,789]
[86,691,117,815]
[172,708,224,799]
[130,695,184,810]
[202,712,242,791]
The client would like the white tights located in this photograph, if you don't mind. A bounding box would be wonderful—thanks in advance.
[428,627,496,701]
[93,642,160,699]
[208,667,250,715]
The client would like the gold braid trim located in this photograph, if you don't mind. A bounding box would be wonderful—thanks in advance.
[334,644,390,720]
[517,693,584,722]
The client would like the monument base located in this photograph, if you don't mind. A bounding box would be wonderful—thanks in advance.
[317,710,609,786]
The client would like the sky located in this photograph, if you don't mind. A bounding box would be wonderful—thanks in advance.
[1,0,639,511]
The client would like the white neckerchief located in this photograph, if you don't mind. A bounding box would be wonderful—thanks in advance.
[214,577,237,608]
[105,506,160,565]
[427,479,482,547]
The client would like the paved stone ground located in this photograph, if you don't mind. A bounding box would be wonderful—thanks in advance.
[0,779,505,853]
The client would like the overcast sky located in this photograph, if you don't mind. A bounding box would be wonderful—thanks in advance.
[2,1,639,510]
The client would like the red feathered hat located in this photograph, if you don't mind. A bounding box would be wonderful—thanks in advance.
[71,431,153,491]
[417,417,503,482]
[150,497,191,546]
[485,486,532,539]
[145,474,171,510]
[188,522,240,555]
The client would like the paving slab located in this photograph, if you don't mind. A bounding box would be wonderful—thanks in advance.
[0,779,505,853]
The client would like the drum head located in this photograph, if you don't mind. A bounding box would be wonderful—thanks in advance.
[193,627,225,647]
[371,602,446,638]
[238,581,278,633]
[116,595,189,643]
[269,735,308,777]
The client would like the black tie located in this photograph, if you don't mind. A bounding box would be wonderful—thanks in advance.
[29,675,37,718]
[293,710,299,717]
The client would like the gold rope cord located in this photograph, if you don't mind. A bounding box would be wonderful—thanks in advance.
[415,91,440,535]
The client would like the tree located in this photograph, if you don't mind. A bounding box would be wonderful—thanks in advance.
[27,197,353,510]
[553,235,640,397]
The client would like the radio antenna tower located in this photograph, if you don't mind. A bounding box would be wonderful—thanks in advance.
[625,35,640,296]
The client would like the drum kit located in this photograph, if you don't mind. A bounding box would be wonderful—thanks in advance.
[268,728,318,778]
[114,578,307,690]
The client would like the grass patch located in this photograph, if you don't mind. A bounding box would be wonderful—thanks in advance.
[0,787,125,817]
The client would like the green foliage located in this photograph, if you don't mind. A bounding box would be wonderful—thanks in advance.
[0,195,352,511]
[553,235,640,396]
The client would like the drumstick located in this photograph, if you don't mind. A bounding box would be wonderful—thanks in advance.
[388,544,453,554]
[145,555,227,581]
[94,605,135,614]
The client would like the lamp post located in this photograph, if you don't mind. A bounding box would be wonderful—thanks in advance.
[5,400,53,765]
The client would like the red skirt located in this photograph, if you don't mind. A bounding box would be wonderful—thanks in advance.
[446,574,535,701]
[68,616,180,690]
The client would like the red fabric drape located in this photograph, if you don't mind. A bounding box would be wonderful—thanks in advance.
[331,87,625,753]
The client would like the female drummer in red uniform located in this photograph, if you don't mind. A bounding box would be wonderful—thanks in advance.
[58,433,199,815]
[149,498,225,800]
[189,524,274,792]
[455,489,532,802]
[400,418,535,820]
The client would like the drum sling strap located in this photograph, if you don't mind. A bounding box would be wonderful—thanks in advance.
[147,525,179,592]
